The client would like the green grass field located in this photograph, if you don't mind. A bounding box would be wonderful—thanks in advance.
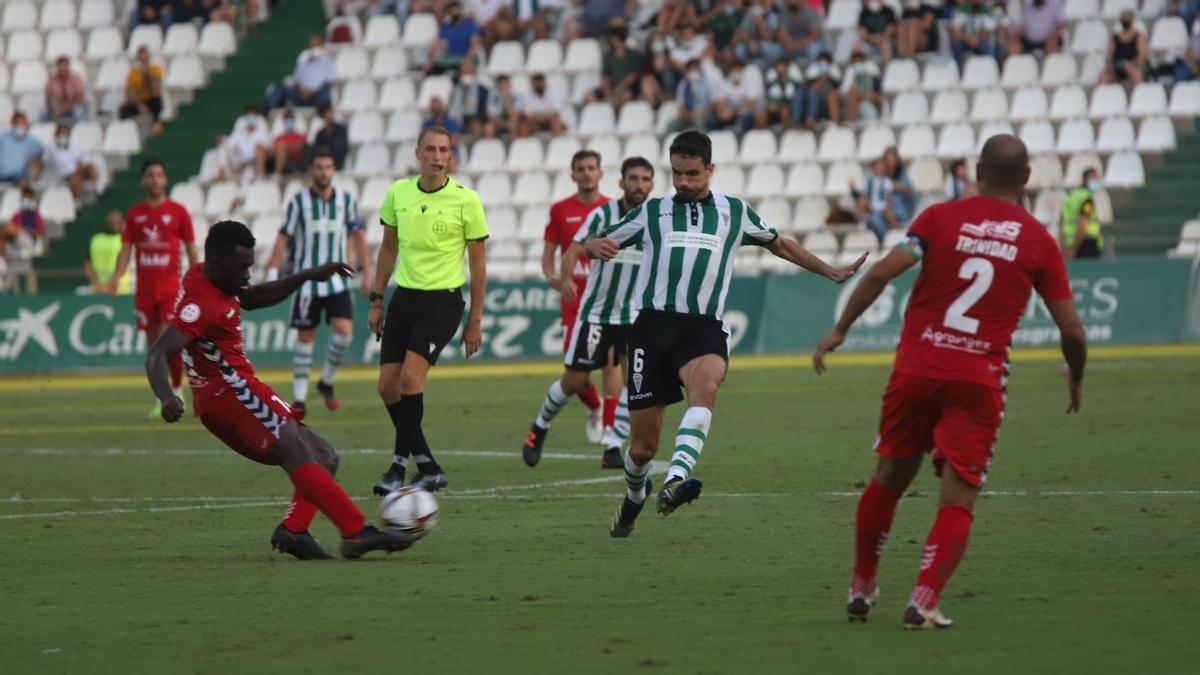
[2,350,1198,674]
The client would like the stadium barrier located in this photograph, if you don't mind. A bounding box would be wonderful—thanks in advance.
[1,259,1197,374]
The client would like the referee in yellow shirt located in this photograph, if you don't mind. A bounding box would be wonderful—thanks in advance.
[369,126,489,495]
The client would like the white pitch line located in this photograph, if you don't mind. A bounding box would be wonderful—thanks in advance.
[3,448,600,461]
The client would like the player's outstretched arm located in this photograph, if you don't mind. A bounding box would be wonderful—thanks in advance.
[1046,298,1088,413]
[146,327,191,423]
[766,236,868,283]
[813,247,916,374]
[240,262,353,310]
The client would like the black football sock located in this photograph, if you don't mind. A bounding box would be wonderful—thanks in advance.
[385,400,409,481]
[404,393,442,475]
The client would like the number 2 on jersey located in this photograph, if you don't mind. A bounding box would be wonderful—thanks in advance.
[943,257,994,334]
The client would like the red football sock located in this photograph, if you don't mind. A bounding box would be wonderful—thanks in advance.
[852,478,904,593]
[289,463,365,537]
[578,383,601,410]
[168,352,183,389]
[910,505,974,609]
[602,396,618,428]
[281,491,319,533]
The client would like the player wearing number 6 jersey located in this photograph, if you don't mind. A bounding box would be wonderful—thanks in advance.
[813,135,1088,629]
[584,130,867,537]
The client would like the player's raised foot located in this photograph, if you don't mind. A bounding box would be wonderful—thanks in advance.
[522,424,548,467]
[340,525,415,560]
[315,379,340,411]
[847,586,881,623]
[372,469,406,497]
[610,478,653,538]
[290,400,306,421]
[600,446,623,469]
[410,468,449,492]
[903,603,954,630]
[585,407,603,444]
[656,477,703,516]
[270,523,335,560]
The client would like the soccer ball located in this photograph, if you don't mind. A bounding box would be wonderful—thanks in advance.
[379,486,439,534]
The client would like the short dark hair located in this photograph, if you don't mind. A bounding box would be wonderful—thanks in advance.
[20,185,35,198]
[949,158,966,173]
[56,56,69,65]
[310,147,335,166]
[571,149,601,171]
[316,103,333,117]
[1082,167,1099,183]
[141,159,165,176]
[621,156,654,179]
[418,125,453,146]
[205,220,256,260]
[496,75,510,84]
[11,112,26,125]
[669,130,712,165]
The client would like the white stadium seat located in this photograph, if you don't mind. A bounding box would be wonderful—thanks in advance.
[1009,86,1049,121]
[739,129,778,165]
[1029,154,1065,190]
[570,71,600,103]
[1041,52,1078,86]
[1104,151,1144,187]
[163,23,200,57]
[1089,83,1128,119]
[243,181,283,217]
[40,185,76,224]
[577,102,616,137]
[506,137,544,172]
[802,230,839,256]
[79,0,116,30]
[486,207,517,240]
[127,24,163,56]
[338,78,377,113]
[1070,19,1110,53]
[1102,0,1137,19]
[512,172,550,206]
[468,138,506,173]
[977,121,1015,152]
[402,13,439,48]
[908,157,944,193]
[616,100,654,135]
[199,22,237,57]
[8,31,44,63]
[586,134,621,168]
[882,59,920,93]
[550,173,574,201]
[378,77,416,110]
[1128,82,1167,117]
[351,143,390,178]
[1001,54,1039,88]
[792,197,829,232]
[1019,119,1057,154]
[69,120,103,153]
[1096,117,1136,152]
[785,163,825,198]
[969,88,1008,122]
[1064,0,1100,21]
[335,46,369,81]
[707,130,738,164]
[371,46,409,80]
[937,122,976,159]
[778,129,817,163]
[890,91,928,126]
[95,57,128,91]
[45,28,83,60]
[563,39,601,73]
[743,164,785,199]
[1079,51,1107,85]
[102,119,141,154]
[347,111,383,144]
[1057,118,1096,153]
[202,181,238,218]
[165,55,206,90]
[364,15,401,48]
[1065,152,1103,186]
[817,126,857,162]
[170,182,204,215]
[475,174,512,206]
[1168,80,1200,116]
[824,161,864,197]
[623,134,660,166]
[1149,16,1188,52]
[857,125,896,161]
[1033,187,1067,224]
[18,90,45,121]
[921,59,959,91]
[383,109,421,142]
[898,124,936,158]
[1135,115,1176,151]
[86,26,124,62]
[961,56,999,90]
[842,230,880,259]
[0,92,10,121]
[488,41,524,75]
[1050,85,1089,120]
[416,75,453,109]
[526,40,564,73]
[2,2,37,32]
[544,136,582,170]
[930,89,969,124]
[10,61,47,95]
[754,198,791,232]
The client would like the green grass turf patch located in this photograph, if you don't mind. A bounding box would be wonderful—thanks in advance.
[1,356,1197,674]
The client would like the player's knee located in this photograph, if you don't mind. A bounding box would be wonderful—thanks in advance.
[377,378,400,404]
[324,449,340,475]
[398,371,424,395]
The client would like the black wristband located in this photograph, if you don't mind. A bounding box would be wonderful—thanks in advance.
[369,291,384,303]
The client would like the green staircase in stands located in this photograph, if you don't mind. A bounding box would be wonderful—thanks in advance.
[1109,119,1200,257]
[37,0,327,292]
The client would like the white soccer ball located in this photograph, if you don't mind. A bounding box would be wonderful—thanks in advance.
[379,486,439,534]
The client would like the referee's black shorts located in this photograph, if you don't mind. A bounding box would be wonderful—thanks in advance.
[380,287,465,366]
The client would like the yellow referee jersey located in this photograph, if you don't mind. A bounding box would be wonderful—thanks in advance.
[379,176,489,290]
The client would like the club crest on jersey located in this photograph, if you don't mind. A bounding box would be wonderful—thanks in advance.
[632,373,643,393]
[162,215,172,225]
[179,303,201,323]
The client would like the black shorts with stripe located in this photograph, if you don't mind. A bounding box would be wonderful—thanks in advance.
[625,309,729,411]
[564,319,630,372]
[289,290,353,329]
[379,287,465,365]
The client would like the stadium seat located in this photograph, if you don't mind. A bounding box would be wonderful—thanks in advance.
[1,1,37,32]
[383,109,420,142]
[599,170,621,197]
[93,56,127,92]
[563,38,601,73]
[818,126,857,162]
[583,134,619,169]
[512,172,550,206]
[163,23,199,57]
[170,182,204,214]
[127,24,163,56]
[1092,188,1113,222]
[969,88,1009,122]
[930,89,969,124]
[1070,19,1110,53]
[1149,16,1188,52]
[7,30,42,63]
[1033,187,1067,224]
[332,175,360,201]
[85,26,123,62]
[347,111,383,144]
[487,41,524,76]
[1001,54,1039,88]
[1135,115,1176,151]
[898,124,936,158]
[401,13,438,48]
[370,46,408,80]
[1104,151,1144,187]
[1050,85,1089,120]
[785,163,825,198]
[622,134,661,167]
[78,0,115,30]
[486,206,517,240]
[468,138,506,173]
[921,59,959,91]
[889,90,928,126]
[1096,117,1135,152]
[825,161,864,197]
[526,40,563,73]
[1009,86,1049,121]
[198,22,236,57]
[754,198,791,230]
[1128,82,1167,117]
[17,90,44,121]
[744,164,785,199]
[416,75,452,109]
[908,156,943,193]
[0,92,10,121]
[738,129,778,165]
[1078,51,1107,86]
[391,142,416,174]
[165,55,206,90]
[615,101,654,136]
[1064,0,1100,20]
[10,61,46,95]
[1029,154,1065,190]
[44,29,82,61]
[792,197,829,232]
[1057,118,1097,153]
[1089,84,1128,118]
[977,122,1015,151]
[857,125,896,161]
[326,15,362,45]
[708,130,739,164]
[202,181,238,218]
[518,205,547,240]
[882,59,920,93]
[1019,119,1057,154]
[68,119,103,153]
[1041,52,1078,86]
[506,137,544,172]
[363,14,401,48]
[802,230,839,256]
[842,230,880,258]
[961,56,999,90]
[378,77,416,111]
[937,122,976,159]
[543,136,582,170]
[570,71,600,104]
[1102,0,1137,19]
[1168,80,1200,116]
[241,181,281,217]
[335,47,369,81]
[576,102,616,137]
[1065,152,1103,186]
[778,129,817,163]
[39,184,76,224]
[338,78,377,113]
[351,143,390,178]
[711,165,745,195]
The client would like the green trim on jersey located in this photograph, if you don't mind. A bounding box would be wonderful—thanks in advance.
[281,187,362,298]
[379,176,489,290]
[574,198,642,326]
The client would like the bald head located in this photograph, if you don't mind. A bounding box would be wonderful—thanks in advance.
[977,134,1030,193]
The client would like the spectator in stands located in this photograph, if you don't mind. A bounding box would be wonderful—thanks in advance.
[266,36,336,110]
[882,146,917,227]
[426,2,482,75]
[838,46,883,125]
[944,158,975,199]
[802,50,841,127]
[733,0,785,65]
[422,97,464,146]
[483,75,519,138]
[759,58,805,128]
[0,114,44,185]
[673,59,718,131]
[669,22,713,76]
[859,159,897,242]
[1061,168,1104,259]
[697,1,745,64]
[485,1,551,44]
[9,186,43,294]
[264,110,308,178]
[567,0,637,37]
[655,0,691,34]
[120,47,165,134]
[858,0,898,64]
[591,18,662,107]
[136,0,172,27]
[517,74,565,137]
[449,62,491,136]
[1007,0,1063,55]
[1100,10,1149,85]
[779,0,827,60]
[1158,0,1196,29]
[1171,18,1200,81]
[225,105,271,179]
[951,0,1000,66]
[897,0,940,58]
[310,104,350,170]
[710,60,763,131]
[44,123,102,201]
[172,0,236,24]
[84,211,133,295]
[45,57,87,124]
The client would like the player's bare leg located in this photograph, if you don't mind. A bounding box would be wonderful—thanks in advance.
[291,328,317,419]
[523,367,590,467]
[848,453,923,622]
[145,323,185,418]
[610,405,664,537]
[656,354,725,516]
[376,353,447,494]
[904,464,979,630]
[315,317,353,412]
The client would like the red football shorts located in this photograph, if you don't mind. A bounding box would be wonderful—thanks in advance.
[875,371,1004,487]
[196,378,296,465]
[135,284,181,332]
[560,277,588,352]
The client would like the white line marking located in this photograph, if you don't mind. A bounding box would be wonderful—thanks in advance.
[2,448,601,460]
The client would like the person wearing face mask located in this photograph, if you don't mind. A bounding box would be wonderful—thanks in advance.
[857,0,898,63]
[839,46,883,125]
[43,123,102,200]
[264,110,308,179]
[802,51,842,127]
[8,186,44,294]
[1100,10,1148,85]
[0,113,45,184]
[760,58,805,127]
[1060,168,1104,259]
[951,0,999,65]
[711,60,764,131]
[1009,0,1064,55]
[779,0,827,60]
[225,105,272,179]
[672,60,718,131]
[732,0,785,65]
[265,35,336,110]
[425,2,481,76]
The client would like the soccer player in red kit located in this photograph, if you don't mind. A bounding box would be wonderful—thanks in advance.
[813,135,1089,629]
[109,160,198,418]
[145,220,414,560]
[542,150,613,444]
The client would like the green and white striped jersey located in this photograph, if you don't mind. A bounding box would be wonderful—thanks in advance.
[281,187,362,298]
[601,192,778,319]
[571,198,642,326]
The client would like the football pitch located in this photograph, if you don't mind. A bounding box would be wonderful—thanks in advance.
[2,348,1198,674]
